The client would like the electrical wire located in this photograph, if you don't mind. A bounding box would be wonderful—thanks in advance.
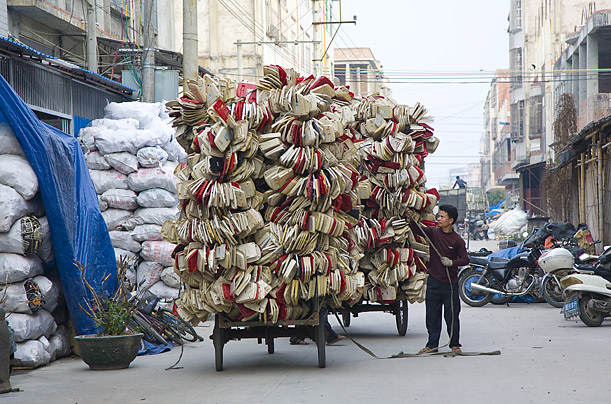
[219,0,311,73]
[218,0,302,69]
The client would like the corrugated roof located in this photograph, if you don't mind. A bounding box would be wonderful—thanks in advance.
[0,36,134,95]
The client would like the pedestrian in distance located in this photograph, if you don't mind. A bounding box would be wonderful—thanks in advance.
[409,204,469,354]
[452,176,467,189]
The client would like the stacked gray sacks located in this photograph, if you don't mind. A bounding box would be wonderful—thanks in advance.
[0,122,70,368]
[80,102,187,301]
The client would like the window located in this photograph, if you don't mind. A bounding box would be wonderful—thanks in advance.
[529,96,543,138]
[513,0,522,29]
[492,118,498,141]
[510,100,525,141]
[510,48,523,87]
[334,64,346,85]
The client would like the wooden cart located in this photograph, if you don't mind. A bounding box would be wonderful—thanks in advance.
[211,302,326,371]
[332,290,409,336]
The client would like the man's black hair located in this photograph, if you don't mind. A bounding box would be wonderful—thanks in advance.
[456,176,460,179]
[438,204,459,224]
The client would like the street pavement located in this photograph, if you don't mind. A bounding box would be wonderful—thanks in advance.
[4,239,611,403]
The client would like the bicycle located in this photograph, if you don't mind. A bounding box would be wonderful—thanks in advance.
[128,289,201,345]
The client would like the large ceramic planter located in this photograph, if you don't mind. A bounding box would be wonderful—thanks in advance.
[74,333,143,370]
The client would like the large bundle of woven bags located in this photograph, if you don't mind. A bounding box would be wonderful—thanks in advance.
[352,96,440,305]
[0,123,70,368]
[163,66,439,326]
[79,102,187,300]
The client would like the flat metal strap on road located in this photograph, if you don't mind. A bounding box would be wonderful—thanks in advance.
[389,350,501,358]
[334,312,501,359]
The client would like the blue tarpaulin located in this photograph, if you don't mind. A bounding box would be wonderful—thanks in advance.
[486,199,505,218]
[0,74,116,335]
[489,245,524,259]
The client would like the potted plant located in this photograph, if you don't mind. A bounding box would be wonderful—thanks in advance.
[74,257,143,370]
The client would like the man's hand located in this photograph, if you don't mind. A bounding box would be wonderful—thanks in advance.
[405,209,415,222]
[440,257,453,267]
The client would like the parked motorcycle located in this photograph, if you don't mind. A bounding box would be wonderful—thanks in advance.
[458,231,544,307]
[459,249,512,305]
[561,246,611,327]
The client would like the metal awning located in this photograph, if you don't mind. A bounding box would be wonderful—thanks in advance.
[549,113,611,172]
[0,36,134,96]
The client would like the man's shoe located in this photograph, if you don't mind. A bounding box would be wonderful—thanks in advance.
[327,335,346,345]
[451,346,462,355]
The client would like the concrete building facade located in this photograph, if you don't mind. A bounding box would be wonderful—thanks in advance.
[485,0,611,217]
[551,9,611,245]
[167,0,340,81]
[332,47,391,98]
[482,69,514,192]
[554,9,611,130]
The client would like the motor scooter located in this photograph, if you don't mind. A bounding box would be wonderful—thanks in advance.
[561,246,611,326]
[537,223,600,308]
[538,247,575,308]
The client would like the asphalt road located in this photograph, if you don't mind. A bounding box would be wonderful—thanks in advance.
[5,239,610,403]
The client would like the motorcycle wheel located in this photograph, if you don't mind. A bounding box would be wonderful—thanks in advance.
[578,294,604,327]
[541,276,564,308]
[458,269,493,307]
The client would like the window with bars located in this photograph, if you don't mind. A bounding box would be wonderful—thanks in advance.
[510,100,525,141]
[529,95,543,138]
[334,64,346,85]
[510,48,523,87]
[513,0,522,29]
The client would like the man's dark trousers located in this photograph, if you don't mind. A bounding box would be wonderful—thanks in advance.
[425,276,461,349]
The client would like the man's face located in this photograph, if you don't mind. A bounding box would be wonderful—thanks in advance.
[437,210,454,228]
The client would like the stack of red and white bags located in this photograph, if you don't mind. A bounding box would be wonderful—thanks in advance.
[163,67,365,325]
[352,96,440,304]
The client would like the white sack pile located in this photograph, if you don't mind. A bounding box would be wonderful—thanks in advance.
[0,122,70,368]
[79,102,186,300]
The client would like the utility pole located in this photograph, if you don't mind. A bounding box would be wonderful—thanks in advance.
[183,0,199,82]
[311,1,319,76]
[85,0,98,73]
[142,0,155,102]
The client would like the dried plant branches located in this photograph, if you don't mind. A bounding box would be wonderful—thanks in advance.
[76,256,138,336]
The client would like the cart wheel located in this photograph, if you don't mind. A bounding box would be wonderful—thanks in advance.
[395,300,408,336]
[342,311,351,327]
[266,337,274,354]
[213,317,224,371]
[314,323,326,368]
